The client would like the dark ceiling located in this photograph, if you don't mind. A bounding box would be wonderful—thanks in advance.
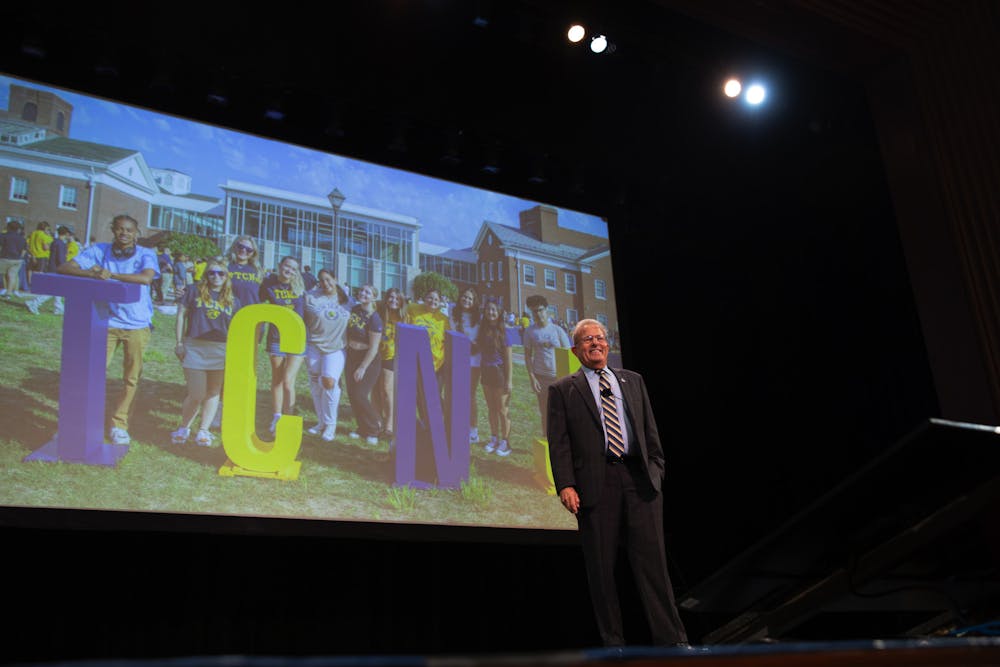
[3,0,877,220]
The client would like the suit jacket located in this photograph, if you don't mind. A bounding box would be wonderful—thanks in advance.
[547,367,666,508]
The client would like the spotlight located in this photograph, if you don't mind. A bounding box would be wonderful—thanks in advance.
[590,34,608,53]
[567,24,585,43]
[745,84,767,105]
[723,78,742,98]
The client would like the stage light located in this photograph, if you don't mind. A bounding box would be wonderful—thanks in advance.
[723,78,742,98]
[745,84,767,105]
[590,34,608,53]
[567,24,585,43]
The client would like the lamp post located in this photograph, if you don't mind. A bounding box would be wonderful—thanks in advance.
[327,187,345,279]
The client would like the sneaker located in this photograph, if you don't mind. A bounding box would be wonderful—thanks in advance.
[307,423,324,435]
[470,427,479,444]
[348,431,361,439]
[496,440,512,457]
[194,429,213,447]
[484,436,498,454]
[26,299,40,315]
[170,427,190,445]
[110,427,131,446]
[365,436,379,446]
[269,413,282,434]
[322,425,337,442]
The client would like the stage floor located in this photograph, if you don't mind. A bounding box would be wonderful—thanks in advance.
[10,638,1000,667]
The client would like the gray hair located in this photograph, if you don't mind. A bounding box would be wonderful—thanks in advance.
[572,318,608,345]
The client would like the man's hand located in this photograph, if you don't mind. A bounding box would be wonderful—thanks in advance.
[559,486,580,515]
[89,265,111,280]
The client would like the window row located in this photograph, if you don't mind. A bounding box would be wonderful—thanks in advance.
[521,263,605,300]
[8,177,79,210]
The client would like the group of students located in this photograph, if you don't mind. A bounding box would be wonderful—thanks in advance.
[14,215,541,458]
[167,236,519,456]
[0,221,84,313]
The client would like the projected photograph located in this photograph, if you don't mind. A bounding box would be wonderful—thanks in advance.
[0,73,620,533]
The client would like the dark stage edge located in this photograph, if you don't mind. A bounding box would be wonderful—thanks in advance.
[10,639,1000,667]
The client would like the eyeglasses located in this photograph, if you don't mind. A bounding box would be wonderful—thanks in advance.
[579,335,606,344]
[206,270,227,277]
[235,244,255,253]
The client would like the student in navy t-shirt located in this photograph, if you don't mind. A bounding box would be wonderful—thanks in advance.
[259,255,306,434]
[170,257,240,447]
[226,235,264,312]
[345,284,383,444]
[0,220,27,297]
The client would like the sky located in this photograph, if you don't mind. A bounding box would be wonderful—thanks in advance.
[1,74,608,249]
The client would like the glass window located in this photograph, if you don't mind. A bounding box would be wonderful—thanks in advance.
[544,268,556,290]
[565,273,577,294]
[10,177,28,202]
[524,264,535,285]
[347,254,369,289]
[566,308,578,324]
[59,185,78,210]
[595,279,607,300]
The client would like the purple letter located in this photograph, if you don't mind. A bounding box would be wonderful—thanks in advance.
[393,323,471,488]
[24,273,140,466]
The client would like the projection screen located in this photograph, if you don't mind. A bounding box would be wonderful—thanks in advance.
[0,73,622,538]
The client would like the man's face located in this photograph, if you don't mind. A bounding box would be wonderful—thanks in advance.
[111,220,138,248]
[531,303,550,325]
[572,324,609,370]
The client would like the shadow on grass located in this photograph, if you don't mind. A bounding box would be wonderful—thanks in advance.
[0,366,62,452]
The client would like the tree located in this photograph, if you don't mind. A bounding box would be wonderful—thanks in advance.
[411,271,457,303]
[153,232,223,261]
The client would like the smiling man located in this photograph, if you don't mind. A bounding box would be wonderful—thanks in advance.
[546,318,689,648]
[57,214,159,446]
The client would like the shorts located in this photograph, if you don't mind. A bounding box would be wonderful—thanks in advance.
[268,341,305,357]
[480,364,506,388]
[182,338,227,371]
[0,258,23,275]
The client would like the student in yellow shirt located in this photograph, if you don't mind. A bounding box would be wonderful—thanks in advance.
[406,287,449,378]
[26,221,53,287]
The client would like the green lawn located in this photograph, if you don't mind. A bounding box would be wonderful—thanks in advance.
[0,296,575,532]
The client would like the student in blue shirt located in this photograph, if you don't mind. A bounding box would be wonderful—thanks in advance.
[56,214,158,446]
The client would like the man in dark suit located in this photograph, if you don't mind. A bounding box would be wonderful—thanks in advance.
[547,319,688,648]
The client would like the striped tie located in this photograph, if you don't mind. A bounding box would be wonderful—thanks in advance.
[599,369,626,458]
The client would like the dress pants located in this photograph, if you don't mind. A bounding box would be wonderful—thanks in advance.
[577,457,687,647]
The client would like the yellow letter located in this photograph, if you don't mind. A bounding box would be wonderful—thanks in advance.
[221,304,305,477]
